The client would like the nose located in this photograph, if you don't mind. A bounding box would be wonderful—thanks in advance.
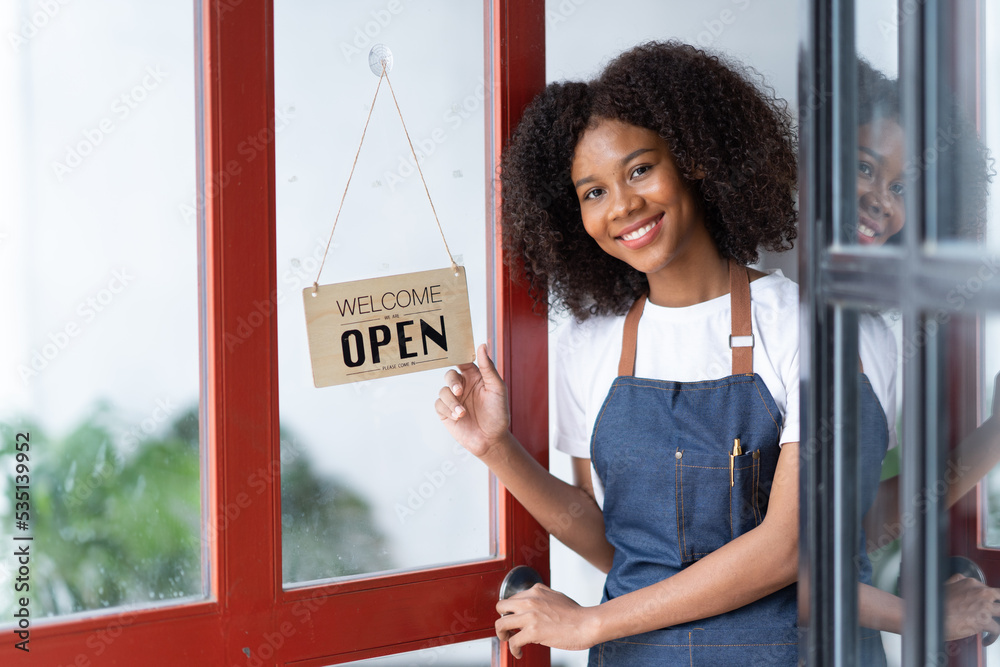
[609,186,642,220]
[860,186,893,219]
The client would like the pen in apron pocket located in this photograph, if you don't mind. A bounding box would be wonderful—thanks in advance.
[730,438,742,487]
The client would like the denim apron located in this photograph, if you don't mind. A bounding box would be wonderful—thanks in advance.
[587,261,890,666]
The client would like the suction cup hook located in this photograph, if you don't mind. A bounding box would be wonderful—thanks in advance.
[498,565,543,609]
[369,44,393,76]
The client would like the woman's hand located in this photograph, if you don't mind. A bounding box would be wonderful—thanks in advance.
[944,573,1000,641]
[495,584,600,658]
[435,343,511,458]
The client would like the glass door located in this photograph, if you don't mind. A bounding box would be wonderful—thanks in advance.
[1,2,551,665]
[800,0,1000,664]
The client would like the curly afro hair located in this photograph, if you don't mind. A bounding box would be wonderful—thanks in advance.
[500,41,798,321]
[857,57,994,243]
[857,58,899,128]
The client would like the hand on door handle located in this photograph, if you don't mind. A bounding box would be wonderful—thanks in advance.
[498,565,544,608]
[947,556,1000,645]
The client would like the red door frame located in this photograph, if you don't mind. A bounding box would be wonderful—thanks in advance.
[945,3,991,665]
[949,315,995,667]
[8,1,548,665]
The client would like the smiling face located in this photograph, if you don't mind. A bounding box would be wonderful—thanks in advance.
[856,118,906,245]
[570,119,715,284]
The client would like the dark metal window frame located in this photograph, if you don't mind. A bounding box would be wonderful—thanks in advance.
[800,0,1000,664]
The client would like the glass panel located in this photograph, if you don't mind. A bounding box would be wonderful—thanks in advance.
[275,0,492,584]
[852,1,904,248]
[894,310,999,664]
[978,312,1000,547]
[0,2,201,618]
[830,305,902,663]
[855,307,995,664]
[935,1,996,248]
[332,638,494,666]
[987,1,1000,254]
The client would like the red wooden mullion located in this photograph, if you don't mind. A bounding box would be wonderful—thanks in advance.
[211,0,282,662]
[492,2,549,666]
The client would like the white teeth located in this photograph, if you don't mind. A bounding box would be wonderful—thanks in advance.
[621,221,656,241]
[857,222,877,238]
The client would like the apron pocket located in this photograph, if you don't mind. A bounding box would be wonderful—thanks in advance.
[731,444,779,535]
[675,449,731,563]
[676,442,781,564]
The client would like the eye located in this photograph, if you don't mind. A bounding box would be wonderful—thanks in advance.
[630,164,651,179]
[889,182,905,196]
[858,161,874,179]
[582,187,605,201]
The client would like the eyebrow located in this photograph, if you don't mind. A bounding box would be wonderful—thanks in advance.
[858,146,884,164]
[574,148,654,188]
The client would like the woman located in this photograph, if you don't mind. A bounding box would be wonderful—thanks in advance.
[854,57,993,246]
[438,42,805,664]
[856,57,1000,642]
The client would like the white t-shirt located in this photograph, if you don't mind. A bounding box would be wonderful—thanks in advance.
[553,270,897,505]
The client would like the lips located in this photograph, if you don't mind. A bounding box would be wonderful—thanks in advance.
[856,214,884,245]
[616,214,663,250]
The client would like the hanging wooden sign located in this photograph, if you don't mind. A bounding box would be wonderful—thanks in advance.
[303,267,474,387]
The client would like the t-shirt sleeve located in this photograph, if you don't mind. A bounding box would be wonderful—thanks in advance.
[779,341,800,446]
[860,314,899,451]
[553,320,593,460]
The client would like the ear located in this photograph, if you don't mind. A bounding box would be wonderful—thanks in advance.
[691,166,706,180]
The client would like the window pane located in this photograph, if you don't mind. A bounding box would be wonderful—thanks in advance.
[829,305,902,663]
[0,2,202,617]
[852,0,903,249]
[978,313,1000,547]
[987,1,1000,254]
[934,1,996,248]
[275,0,492,584]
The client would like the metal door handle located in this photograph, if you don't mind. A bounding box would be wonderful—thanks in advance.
[499,565,543,606]
[949,555,999,646]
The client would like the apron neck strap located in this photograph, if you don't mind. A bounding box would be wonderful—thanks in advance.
[729,257,754,376]
[617,258,755,377]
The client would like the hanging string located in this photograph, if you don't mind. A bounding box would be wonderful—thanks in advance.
[313,59,458,296]
[382,68,458,276]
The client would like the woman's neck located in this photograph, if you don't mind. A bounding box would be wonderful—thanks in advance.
[646,253,731,308]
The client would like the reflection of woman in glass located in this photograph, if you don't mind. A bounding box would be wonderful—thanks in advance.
[855,60,904,245]
[856,57,1000,640]
[854,58,993,246]
[439,41,805,664]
